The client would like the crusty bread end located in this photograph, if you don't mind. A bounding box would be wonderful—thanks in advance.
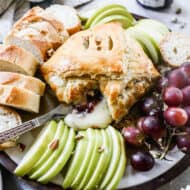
[160,32,190,67]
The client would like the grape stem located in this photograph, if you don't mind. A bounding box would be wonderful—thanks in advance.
[159,128,175,160]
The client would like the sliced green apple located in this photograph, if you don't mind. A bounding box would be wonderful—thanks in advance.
[105,131,127,190]
[71,128,96,188]
[85,4,127,29]
[90,7,135,28]
[135,24,164,45]
[126,27,160,64]
[99,126,121,189]
[62,130,89,189]
[93,127,113,188]
[28,120,66,175]
[84,129,111,190]
[14,121,57,176]
[77,129,103,190]
[29,121,69,180]
[94,15,133,29]
[137,19,169,35]
[38,127,75,183]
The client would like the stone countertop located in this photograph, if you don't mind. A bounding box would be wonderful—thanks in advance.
[1,0,190,190]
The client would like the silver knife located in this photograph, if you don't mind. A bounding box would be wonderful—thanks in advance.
[0,104,71,144]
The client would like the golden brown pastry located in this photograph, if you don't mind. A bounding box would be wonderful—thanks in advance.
[41,23,160,121]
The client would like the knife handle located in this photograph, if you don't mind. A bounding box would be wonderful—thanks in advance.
[0,119,40,144]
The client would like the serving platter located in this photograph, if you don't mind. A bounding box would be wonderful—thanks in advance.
[0,8,190,190]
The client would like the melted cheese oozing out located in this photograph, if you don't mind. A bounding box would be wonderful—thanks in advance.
[65,99,112,129]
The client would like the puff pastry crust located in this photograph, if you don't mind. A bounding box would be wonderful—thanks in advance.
[41,23,160,121]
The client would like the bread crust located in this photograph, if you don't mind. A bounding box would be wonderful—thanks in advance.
[0,45,38,76]
[0,72,45,96]
[5,21,65,63]
[13,7,66,34]
[0,85,40,113]
[44,5,81,35]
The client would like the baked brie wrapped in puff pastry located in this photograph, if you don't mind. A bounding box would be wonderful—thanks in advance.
[41,23,160,122]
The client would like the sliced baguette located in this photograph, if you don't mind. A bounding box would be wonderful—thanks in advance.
[160,32,190,67]
[0,105,21,132]
[44,5,81,34]
[0,105,21,148]
[0,72,45,96]
[0,45,38,76]
[5,21,66,63]
[0,85,40,113]
[14,7,64,33]
[0,105,22,150]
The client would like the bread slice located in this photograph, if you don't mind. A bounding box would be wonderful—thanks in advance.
[0,72,45,96]
[0,85,40,113]
[0,105,21,132]
[0,45,38,76]
[160,32,190,67]
[0,105,22,150]
[5,21,66,63]
[14,7,63,33]
[44,5,81,34]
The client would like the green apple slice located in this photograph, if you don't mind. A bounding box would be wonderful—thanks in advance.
[77,129,103,190]
[28,120,66,175]
[62,130,89,189]
[71,128,96,188]
[94,127,113,187]
[137,19,169,35]
[105,131,127,190]
[94,15,133,29]
[29,121,69,180]
[38,127,75,183]
[90,7,135,28]
[84,129,111,190]
[99,126,121,189]
[126,27,160,64]
[14,121,57,176]
[85,4,127,29]
[135,24,164,44]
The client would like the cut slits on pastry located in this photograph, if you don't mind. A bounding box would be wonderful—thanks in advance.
[41,22,160,122]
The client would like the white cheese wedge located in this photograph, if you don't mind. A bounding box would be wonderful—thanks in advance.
[65,99,112,129]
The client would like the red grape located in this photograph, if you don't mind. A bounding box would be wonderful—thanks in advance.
[131,151,154,171]
[122,127,144,146]
[176,134,190,154]
[180,62,190,81]
[182,86,190,106]
[163,87,183,106]
[137,117,145,132]
[141,97,162,116]
[184,106,190,126]
[164,107,188,127]
[142,116,165,140]
[167,69,188,89]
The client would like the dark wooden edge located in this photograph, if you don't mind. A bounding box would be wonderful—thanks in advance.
[0,151,190,190]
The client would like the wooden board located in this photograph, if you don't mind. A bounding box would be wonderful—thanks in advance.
[0,12,190,190]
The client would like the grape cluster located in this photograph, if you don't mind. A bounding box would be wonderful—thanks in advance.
[122,62,190,172]
[162,63,190,154]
